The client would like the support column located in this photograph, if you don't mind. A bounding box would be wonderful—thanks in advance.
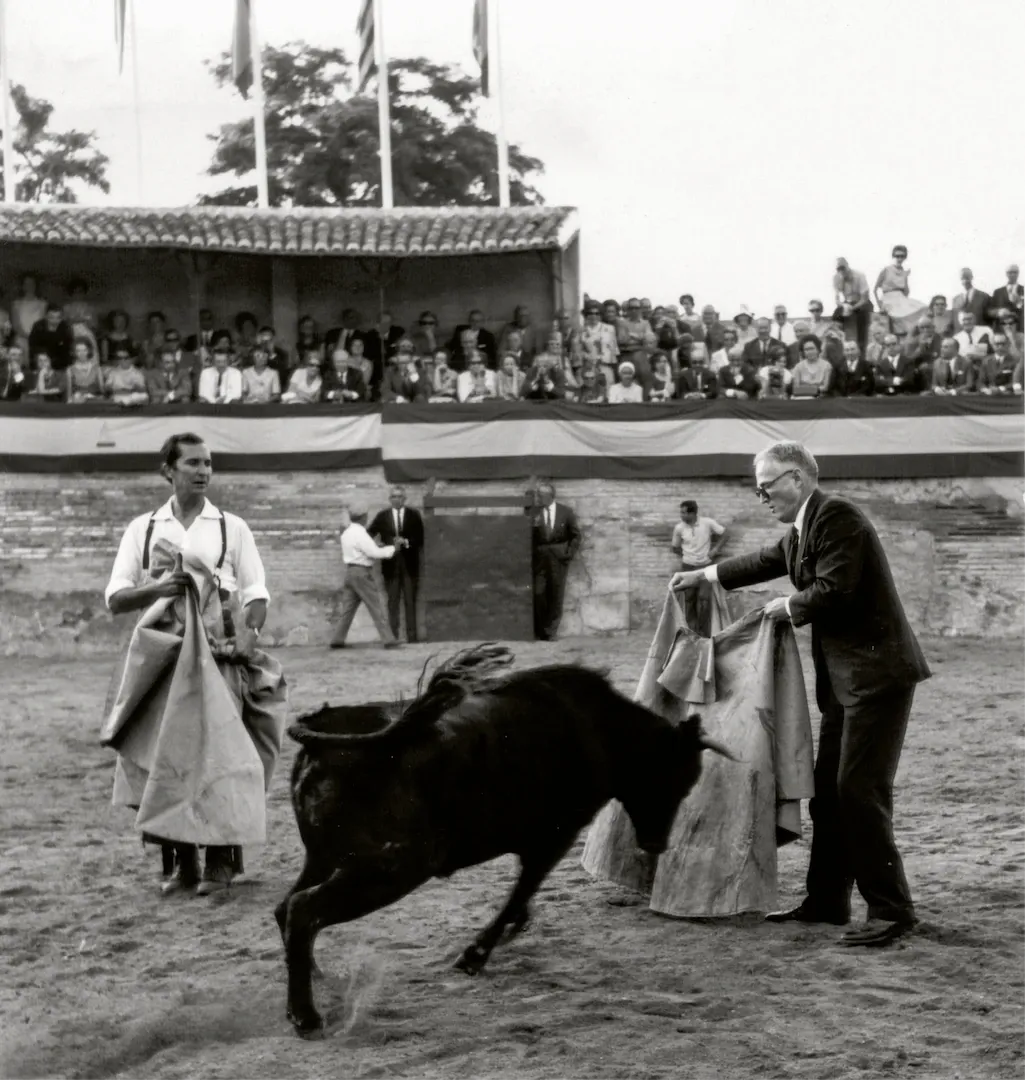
[271,257,298,343]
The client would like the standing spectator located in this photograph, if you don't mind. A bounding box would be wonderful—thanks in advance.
[383,350,431,403]
[651,306,680,355]
[756,344,793,399]
[832,257,873,354]
[12,273,48,350]
[671,499,727,636]
[709,328,737,373]
[616,299,657,390]
[791,337,834,398]
[677,294,701,334]
[329,500,401,650]
[575,365,607,403]
[521,350,566,401]
[718,348,758,399]
[928,295,955,338]
[184,308,218,355]
[742,317,777,368]
[64,278,100,357]
[294,315,322,362]
[31,353,65,402]
[770,305,797,347]
[951,268,991,328]
[325,309,365,356]
[29,304,74,371]
[429,349,459,401]
[954,311,993,357]
[979,334,1019,394]
[807,300,832,342]
[990,264,1023,331]
[233,312,259,366]
[732,307,757,346]
[146,347,194,404]
[648,353,676,401]
[499,305,538,360]
[874,335,918,395]
[607,361,644,403]
[495,353,524,400]
[65,341,105,403]
[199,347,245,404]
[369,486,424,644]
[531,482,581,641]
[695,305,727,354]
[873,245,927,336]
[140,311,168,369]
[242,347,284,404]
[101,310,136,367]
[677,349,718,400]
[256,326,291,383]
[0,342,27,399]
[104,348,149,406]
[363,310,405,384]
[449,309,497,369]
[576,299,619,388]
[601,299,621,328]
[837,340,875,397]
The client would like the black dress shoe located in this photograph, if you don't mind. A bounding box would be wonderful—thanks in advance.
[765,903,849,926]
[840,918,915,948]
[160,844,199,896]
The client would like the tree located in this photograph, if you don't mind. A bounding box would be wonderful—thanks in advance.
[199,43,544,208]
[0,84,111,203]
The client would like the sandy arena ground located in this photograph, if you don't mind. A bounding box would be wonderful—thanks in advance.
[1,633,1022,1080]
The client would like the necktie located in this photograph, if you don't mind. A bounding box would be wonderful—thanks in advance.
[967,331,973,344]
[217,371,224,398]
[395,509,401,534]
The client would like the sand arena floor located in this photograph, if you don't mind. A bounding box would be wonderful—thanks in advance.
[0,634,1022,1080]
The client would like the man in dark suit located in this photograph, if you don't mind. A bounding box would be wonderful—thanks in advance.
[532,483,582,641]
[449,309,498,369]
[325,309,365,356]
[184,308,219,355]
[369,485,424,643]
[672,441,930,947]
[716,352,759,399]
[836,340,875,396]
[989,263,1023,332]
[363,311,406,386]
[742,317,777,368]
[676,350,718,399]
[951,268,991,329]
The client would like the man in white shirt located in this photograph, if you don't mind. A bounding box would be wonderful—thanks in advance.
[670,499,727,635]
[771,306,797,346]
[329,499,402,649]
[198,348,243,404]
[953,311,993,358]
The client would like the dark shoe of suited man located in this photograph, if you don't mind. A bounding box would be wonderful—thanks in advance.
[671,440,930,947]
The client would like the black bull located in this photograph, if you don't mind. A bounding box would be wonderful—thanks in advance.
[277,660,731,1035]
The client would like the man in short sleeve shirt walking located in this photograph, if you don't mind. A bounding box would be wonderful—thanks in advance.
[671,500,726,635]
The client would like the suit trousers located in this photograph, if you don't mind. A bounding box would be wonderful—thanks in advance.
[533,551,569,640]
[330,565,396,646]
[383,559,418,642]
[805,683,916,923]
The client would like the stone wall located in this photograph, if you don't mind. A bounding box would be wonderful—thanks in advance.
[0,472,1021,656]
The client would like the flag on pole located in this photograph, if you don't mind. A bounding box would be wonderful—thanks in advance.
[472,0,489,97]
[232,0,253,99]
[357,0,375,94]
[114,0,128,75]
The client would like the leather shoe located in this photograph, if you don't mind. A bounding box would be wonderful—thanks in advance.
[840,918,915,948]
[765,903,849,926]
[196,848,234,897]
[160,845,199,896]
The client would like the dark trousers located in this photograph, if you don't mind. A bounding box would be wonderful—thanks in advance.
[331,565,395,645]
[835,304,873,356]
[680,561,712,637]
[805,684,915,923]
[383,561,419,642]
[533,552,569,640]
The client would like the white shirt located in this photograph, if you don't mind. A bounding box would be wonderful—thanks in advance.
[954,326,993,354]
[456,369,497,402]
[672,516,725,566]
[393,508,405,533]
[540,503,558,532]
[341,522,395,567]
[105,497,269,609]
[198,365,243,404]
[771,321,797,346]
[607,382,644,404]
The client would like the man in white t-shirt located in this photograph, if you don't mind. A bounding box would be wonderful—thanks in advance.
[671,499,727,635]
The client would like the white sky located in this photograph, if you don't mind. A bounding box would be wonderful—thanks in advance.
[4,0,1023,315]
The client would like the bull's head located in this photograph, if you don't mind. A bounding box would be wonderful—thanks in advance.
[626,714,737,856]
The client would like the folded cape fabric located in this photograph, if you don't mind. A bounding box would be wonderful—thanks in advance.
[582,586,815,917]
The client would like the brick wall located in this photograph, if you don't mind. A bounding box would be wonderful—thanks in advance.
[0,471,1021,656]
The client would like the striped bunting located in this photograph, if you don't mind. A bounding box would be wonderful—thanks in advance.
[357,0,376,94]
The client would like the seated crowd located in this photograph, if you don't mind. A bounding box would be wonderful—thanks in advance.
[1,265,1022,406]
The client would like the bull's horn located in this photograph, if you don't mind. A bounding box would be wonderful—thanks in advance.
[700,736,739,761]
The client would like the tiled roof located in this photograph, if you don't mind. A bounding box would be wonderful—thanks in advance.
[0,204,579,257]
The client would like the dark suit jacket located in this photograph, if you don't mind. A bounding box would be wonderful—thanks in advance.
[676,368,718,398]
[716,362,759,398]
[369,506,424,577]
[875,354,919,393]
[694,321,727,353]
[28,320,74,370]
[380,366,429,402]
[322,365,367,403]
[742,338,777,368]
[953,290,991,327]
[837,359,875,397]
[716,488,930,708]
[363,327,405,391]
[532,503,582,566]
[990,286,1024,330]
[449,326,498,369]
[324,327,366,356]
[521,364,566,400]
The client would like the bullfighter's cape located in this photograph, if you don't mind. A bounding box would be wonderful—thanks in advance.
[99,539,287,846]
[581,585,815,917]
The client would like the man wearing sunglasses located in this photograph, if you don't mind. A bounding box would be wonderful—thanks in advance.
[670,441,930,948]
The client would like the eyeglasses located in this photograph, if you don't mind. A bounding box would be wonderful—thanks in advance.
[754,469,798,503]
[420,320,436,326]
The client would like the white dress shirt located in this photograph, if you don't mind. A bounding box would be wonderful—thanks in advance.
[198,365,243,404]
[771,321,797,346]
[954,326,993,354]
[341,522,395,567]
[105,497,270,609]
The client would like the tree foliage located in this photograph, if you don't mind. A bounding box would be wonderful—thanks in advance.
[0,84,111,203]
[199,43,544,208]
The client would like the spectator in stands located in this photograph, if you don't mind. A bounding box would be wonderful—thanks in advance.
[496,353,524,400]
[29,304,74,371]
[994,310,1024,360]
[146,347,194,404]
[756,343,792,399]
[651,306,680,355]
[243,346,284,404]
[742,317,776,368]
[383,349,431,403]
[105,346,149,406]
[607,360,643,404]
[295,315,322,362]
[979,334,1020,394]
[732,307,756,346]
[677,348,717,400]
[875,334,918,395]
[952,268,990,328]
[140,311,168,369]
[521,350,565,401]
[576,299,619,388]
[807,300,831,342]
[718,346,758,399]
[342,336,373,393]
[499,305,538,360]
[452,350,494,402]
[0,341,26,400]
[821,319,847,372]
[325,309,365,357]
[501,328,529,372]
[649,352,676,401]
[101,309,136,367]
[161,328,201,382]
[449,309,497,370]
[64,278,99,356]
[410,310,441,358]
[954,311,993,357]
[256,326,291,383]
[930,338,962,395]
[233,311,259,366]
[833,257,873,353]
[928,295,954,338]
[837,340,875,397]
[770,305,797,347]
[200,345,245,404]
[31,352,65,402]
[906,315,942,362]
[616,299,656,389]
[575,364,607,404]
[791,337,834,398]
[865,324,887,368]
[65,341,105,403]
[788,320,812,367]
[696,304,727,354]
[363,310,404,388]
[12,273,48,350]
[184,308,218,355]
[429,348,458,402]
[677,295,700,334]
[873,245,927,336]
[709,328,736,373]
[990,264,1023,331]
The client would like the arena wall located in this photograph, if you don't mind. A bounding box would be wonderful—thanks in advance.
[0,471,1021,657]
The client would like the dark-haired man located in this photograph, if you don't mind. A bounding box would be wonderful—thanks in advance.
[671,500,726,635]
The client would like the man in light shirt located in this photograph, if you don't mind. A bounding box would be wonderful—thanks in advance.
[953,311,993,358]
[198,347,243,404]
[329,499,402,649]
[670,499,726,635]
[771,306,797,346]
[671,440,930,949]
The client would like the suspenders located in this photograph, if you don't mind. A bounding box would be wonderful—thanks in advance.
[141,511,227,573]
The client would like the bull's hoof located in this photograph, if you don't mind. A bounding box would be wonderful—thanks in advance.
[288,1009,324,1038]
[454,945,489,976]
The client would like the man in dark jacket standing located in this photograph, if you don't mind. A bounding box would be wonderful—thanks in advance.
[369,485,424,643]
[672,440,930,947]
[532,482,582,640]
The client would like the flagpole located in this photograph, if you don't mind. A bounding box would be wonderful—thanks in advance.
[489,0,510,208]
[372,0,393,209]
[128,0,144,204]
[0,0,15,203]
[248,0,270,208]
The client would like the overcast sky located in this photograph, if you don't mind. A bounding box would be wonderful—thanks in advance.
[4,0,1023,315]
